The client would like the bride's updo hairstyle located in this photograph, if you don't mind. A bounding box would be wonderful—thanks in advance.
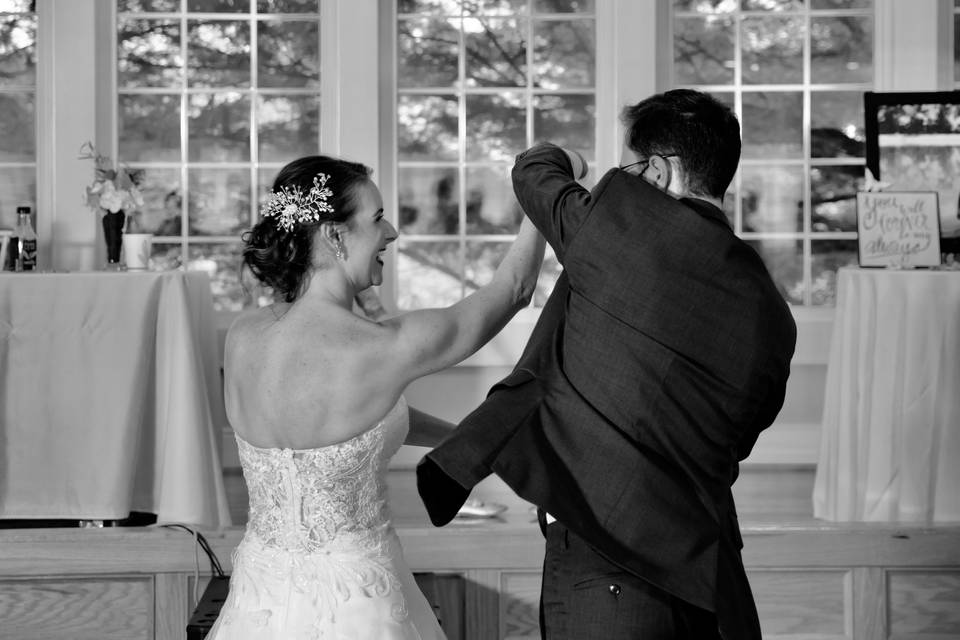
[243,155,372,302]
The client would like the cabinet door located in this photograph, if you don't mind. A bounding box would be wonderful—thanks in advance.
[0,576,153,639]
[415,572,465,640]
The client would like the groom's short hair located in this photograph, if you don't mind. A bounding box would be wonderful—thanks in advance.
[621,89,741,200]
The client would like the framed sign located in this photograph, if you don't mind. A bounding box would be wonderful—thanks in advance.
[856,191,941,267]
[864,91,960,256]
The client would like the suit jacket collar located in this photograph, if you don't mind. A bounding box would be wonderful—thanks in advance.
[679,196,732,231]
[610,169,731,232]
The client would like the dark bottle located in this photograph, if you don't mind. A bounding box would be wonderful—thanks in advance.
[3,233,18,270]
[15,206,37,271]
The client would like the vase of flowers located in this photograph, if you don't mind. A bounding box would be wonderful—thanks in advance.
[101,210,126,265]
[79,141,145,268]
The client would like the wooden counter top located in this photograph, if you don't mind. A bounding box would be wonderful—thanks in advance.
[2,512,959,577]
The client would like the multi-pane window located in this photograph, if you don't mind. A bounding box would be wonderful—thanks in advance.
[115,0,322,310]
[672,0,874,306]
[393,0,596,310]
[0,0,35,230]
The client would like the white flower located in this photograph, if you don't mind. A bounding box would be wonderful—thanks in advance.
[80,142,147,216]
[99,182,124,213]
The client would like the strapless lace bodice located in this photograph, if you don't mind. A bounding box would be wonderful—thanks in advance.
[209,396,445,638]
[236,397,409,556]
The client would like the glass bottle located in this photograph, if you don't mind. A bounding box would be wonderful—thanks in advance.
[2,231,17,271]
[15,206,37,271]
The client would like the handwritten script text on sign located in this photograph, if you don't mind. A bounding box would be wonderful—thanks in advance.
[856,191,941,267]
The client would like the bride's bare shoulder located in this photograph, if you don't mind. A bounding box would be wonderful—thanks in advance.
[225,304,289,351]
[234,303,291,328]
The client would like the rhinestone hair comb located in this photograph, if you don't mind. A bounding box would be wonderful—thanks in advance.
[261,173,335,232]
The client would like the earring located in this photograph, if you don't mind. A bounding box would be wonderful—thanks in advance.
[335,242,344,260]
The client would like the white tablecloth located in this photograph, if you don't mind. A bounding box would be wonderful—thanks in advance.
[813,267,960,523]
[0,271,231,528]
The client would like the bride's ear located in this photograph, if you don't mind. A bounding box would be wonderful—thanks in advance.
[319,222,345,260]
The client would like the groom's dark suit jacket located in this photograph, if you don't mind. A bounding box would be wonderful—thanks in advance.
[417,143,797,639]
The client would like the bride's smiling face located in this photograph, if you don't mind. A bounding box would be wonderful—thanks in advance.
[343,180,397,289]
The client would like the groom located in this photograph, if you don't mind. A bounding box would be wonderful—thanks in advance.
[417,89,797,639]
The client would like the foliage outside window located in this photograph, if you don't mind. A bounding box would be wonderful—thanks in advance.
[115,0,322,310]
[673,0,874,306]
[394,0,597,309]
[111,0,875,311]
[0,0,36,231]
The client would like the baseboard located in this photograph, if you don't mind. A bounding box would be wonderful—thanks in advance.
[745,421,820,465]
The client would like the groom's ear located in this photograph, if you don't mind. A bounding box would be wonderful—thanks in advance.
[647,154,672,191]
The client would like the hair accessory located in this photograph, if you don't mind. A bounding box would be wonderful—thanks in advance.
[261,173,335,232]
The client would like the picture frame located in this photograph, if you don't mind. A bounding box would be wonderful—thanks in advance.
[864,90,960,257]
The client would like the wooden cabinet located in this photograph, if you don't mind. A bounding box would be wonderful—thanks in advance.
[0,576,154,639]
[1,523,960,640]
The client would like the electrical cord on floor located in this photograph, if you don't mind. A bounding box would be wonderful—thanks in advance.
[160,524,227,608]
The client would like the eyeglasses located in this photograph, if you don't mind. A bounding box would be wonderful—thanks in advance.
[620,154,678,174]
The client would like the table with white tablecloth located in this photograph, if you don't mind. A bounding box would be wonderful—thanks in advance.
[0,271,231,528]
[813,267,960,523]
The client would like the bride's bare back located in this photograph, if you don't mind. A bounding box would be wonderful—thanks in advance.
[224,300,409,450]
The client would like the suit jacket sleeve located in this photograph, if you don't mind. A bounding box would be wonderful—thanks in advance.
[416,274,571,526]
[512,142,613,262]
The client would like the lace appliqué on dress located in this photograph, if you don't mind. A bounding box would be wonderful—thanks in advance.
[227,416,409,632]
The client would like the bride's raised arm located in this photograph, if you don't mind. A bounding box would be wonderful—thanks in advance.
[382,216,545,384]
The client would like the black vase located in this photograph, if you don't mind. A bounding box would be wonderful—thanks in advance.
[102,210,126,265]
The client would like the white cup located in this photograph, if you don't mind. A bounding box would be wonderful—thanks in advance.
[122,233,153,271]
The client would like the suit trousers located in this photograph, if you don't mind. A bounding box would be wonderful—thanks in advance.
[538,513,721,640]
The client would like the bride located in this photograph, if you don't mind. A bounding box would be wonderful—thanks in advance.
[207,154,545,639]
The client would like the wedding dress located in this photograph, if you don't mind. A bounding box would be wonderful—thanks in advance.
[207,396,447,639]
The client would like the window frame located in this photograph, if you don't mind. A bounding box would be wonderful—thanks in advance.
[949,0,959,89]
[377,0,655,364]
[35,0,953,368]
[0,2,40,247]
[108,1,344,311]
